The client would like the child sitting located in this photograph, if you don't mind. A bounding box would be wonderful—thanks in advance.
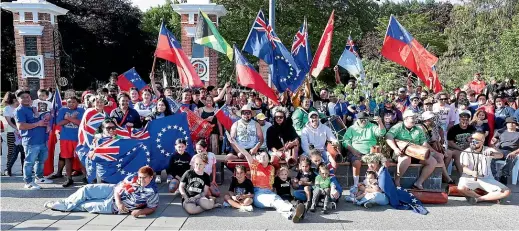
[292,158,315,209]
[190,140,219,197]
[309,164,332,214]
[273,166,292,201]
[166,139,192,193]
[223,165,254,212]
[346,170,382,208]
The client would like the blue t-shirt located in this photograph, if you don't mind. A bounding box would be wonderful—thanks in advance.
[57,107,85,141]
[14,105,47,145]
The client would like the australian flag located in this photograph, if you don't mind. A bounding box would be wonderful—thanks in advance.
[291,18,312,83]
[147,113,195,172]
[243,9,301,93]
[378,166,429,215]
[117,68,148,93]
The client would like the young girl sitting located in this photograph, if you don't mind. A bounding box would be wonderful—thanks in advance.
[309,164,332,214]
[346,170,382,208]
[179,153,220,215]
[292,158,315,209]
[273,166,292,201]
[190,140,219,197]
[224,165,254,212]
[166,139,192,193]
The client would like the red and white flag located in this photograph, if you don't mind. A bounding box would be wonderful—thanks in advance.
[310,11,334,77]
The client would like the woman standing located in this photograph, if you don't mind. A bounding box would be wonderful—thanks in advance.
[198,96,222,154]
[179,154,219,215]
[2,92,22,176]
[134,89,156,118]
[110,93,142,129]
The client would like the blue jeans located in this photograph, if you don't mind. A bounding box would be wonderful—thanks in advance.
[51,184,116,214]
[346,186,389,206]
[23,144,48,183]
[253,187,293,218]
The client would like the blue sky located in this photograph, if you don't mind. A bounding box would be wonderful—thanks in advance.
[131,0,463,11]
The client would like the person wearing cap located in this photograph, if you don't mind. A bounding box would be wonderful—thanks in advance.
[226,105,263,162]
[394,87,410,113]
[493,95,516,131]
[343,112,386,186]
[453,99,472,125]
[255,113,272,151]
[419,111,453,184]
[491,117,519,184]
[466,73,486,95]
[446,111,476,179]
[292,97,323,136]
[407,94,422,114]
[14,90,53,190]
[386,110,438,190]
[301,111,339,162]
[457,132,510,205]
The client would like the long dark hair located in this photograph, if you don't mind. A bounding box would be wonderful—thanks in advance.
[155,97,172,116]
[2,92,16,106]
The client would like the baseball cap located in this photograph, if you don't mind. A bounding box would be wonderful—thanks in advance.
[422,111,435,121]
[398,87,406,93]
[15,89,30,98]
[357,112,369,119]
[256,113,266,121]
[410,94,419,100]
[402,110,416,118]
[308,111,319,119]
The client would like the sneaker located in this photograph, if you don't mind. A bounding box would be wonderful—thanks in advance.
[166,175,173,184]
[44,201,56,210]
[499,176,508,185]
[309,204,316,213]
[239,205,253,212]
[155,175,162,184]
[62,178,74,187]
[364,201,375,208]
[3,169,12,177]
[291,203,305,223]
[47,174,64,180]
[222,202,231,208]
[24,182,41,190]
[322,206,329,214]
[35,178,53,184]
[213,203,222,208]
[466,197,478,205]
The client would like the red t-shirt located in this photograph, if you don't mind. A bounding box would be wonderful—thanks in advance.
[468,81,486,94]
[250,160,275,190]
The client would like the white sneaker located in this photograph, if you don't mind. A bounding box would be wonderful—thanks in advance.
[155,175,162,184]
[239,205,253,212]
[24,182,41,190]
[35,178,53,184]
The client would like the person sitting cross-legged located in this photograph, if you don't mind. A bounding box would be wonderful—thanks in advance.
[44,166,158,217]
[180,153,220,215]
[457,132,511,204]
[223,165,254,212]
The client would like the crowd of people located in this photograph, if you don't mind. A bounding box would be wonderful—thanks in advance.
[1,71,518,222]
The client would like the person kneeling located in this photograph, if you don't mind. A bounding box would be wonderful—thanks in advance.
[457,132,511,204]
[224,165,254,212]
[44,166,158,217]
[309,164,332,214]
[180,154,220,215]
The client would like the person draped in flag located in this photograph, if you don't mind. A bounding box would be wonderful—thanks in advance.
[198,95,223,155]
[44,166,159,216]
[180,89,199,113]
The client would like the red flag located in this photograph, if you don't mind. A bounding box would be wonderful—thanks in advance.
[44,126,59,176]
[214,105,233,131]
[155,22,204,88]
[381,15,442,93]
[180,108,214,142]
[234,46,279,104]
[310,11,334,77]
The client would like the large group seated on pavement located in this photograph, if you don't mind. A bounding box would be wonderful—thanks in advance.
[1,71,518,222]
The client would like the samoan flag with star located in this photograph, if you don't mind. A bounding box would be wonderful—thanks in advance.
[84,137,151,184]
[117,67,149,93]
[147,113,194,171]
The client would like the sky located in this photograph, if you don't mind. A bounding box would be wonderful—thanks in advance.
[130,0,463,11]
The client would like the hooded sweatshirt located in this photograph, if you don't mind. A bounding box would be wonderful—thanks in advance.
[301,122,337,155]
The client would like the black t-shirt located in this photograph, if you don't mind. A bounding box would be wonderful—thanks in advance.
[167,152,192,178]
[447,124,476,150]
[496,131,519,151]
[296,171,316,184]
[273,176,291,196]
[228,177,254,196]
[181,170,210,198]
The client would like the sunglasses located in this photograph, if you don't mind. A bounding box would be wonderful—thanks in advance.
[242,111,251,115]
[440,98,448,101]
[105,126,116,131]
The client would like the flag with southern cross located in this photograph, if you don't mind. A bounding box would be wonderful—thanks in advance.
[83,137,152,184]
[291,17,312,75]
[214,104,235,131]
[242,9,277,64]
[147,113,195,171]
[117,68,149,93]
[195,10,233,61]
[338,35,366,81]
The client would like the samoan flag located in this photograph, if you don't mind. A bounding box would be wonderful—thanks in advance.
[214,104,234,131]
[147,113,194,171]
[86,137,151,184]
[378,166,429,215]
[117,68,148,93]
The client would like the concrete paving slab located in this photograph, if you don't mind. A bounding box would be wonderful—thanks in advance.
[49,212,97,225]
[44,224,84,230]
[78,224,115,230]
[83,214,124,226]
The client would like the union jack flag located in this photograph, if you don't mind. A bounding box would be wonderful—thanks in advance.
[346,35,359,57]
[253,13,281,48]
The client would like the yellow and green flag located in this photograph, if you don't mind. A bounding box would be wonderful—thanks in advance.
[195,11,233,61]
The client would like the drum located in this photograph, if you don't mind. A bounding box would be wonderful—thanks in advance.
[410,190,448,204]
[325,115,347,142]
[326,142,344,163]
[395,139,430,161]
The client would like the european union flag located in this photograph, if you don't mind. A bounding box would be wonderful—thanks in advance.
[147,113,195,171]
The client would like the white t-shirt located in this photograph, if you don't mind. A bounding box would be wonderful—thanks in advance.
[32,99,52,113]
[191,152,216,175]
[460,146,497,179]
[2,105,17,133]
[259,121,272,149]
[433,103,455,129]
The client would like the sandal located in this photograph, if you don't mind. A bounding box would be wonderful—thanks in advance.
[412,184,424,190]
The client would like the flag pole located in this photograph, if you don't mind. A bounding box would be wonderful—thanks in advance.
[150,55,158,93]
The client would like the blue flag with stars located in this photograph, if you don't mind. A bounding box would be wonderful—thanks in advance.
[147,113,194,171]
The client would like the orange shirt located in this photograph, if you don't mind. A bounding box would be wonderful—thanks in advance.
[250,160,275,190]
[468,81,486,94]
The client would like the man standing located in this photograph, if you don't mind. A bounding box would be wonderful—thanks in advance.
[457,132,510,204]
[14,90,52,190]
[394,88,410,112]
[467,73,486,95]
[56,96,85,187]
[343,112,386,186]
[433,92,456,140]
